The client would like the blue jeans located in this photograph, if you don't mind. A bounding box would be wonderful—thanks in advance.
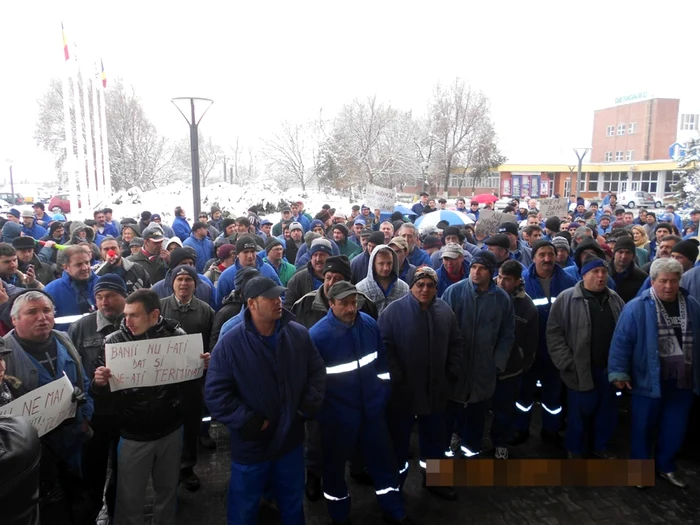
[565,367,618,455]
[630,379,695,473]
[227,445,304,525]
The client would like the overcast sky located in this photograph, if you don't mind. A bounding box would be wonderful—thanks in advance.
[1,0,698,184]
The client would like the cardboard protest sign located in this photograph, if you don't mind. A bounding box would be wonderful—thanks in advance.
[475,210,517,236]
[0,373,76,437]
[105,334,204,392]
[539,198,568,219]
[364,184,396,212]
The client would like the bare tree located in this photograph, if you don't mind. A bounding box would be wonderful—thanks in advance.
[172,133,224,186]
[35,76,176,191]
[263,120,319,191]
[429,78,497,193]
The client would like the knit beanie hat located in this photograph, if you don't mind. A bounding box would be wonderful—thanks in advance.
[234,267,261,291]
[217,244,236,261]
[323,255,352,280]
[367,231,385,246]
[94,274,128,297]
[49,221,65,235]
[170,265,198,287]
[235,235,258,254]
[544,216,560,232]
[265,237,283,254]
[1,221,22,243]
[580,256,608,277]
[552,236,571,254]
[309,219,325,231]
[671,240,700,263]
[220,218,236,232]
[309,238,333,256]
[331,223,348,238]
[170,247,197,269]
[531,239,555,259]
[612,236,636,254]
[471,250,497,276]
[304,231,321,248]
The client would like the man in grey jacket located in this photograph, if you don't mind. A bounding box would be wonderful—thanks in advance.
[547,256,625,459]
[356,245,409,314]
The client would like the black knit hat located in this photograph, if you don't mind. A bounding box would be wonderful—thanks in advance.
[236,235,258,254]
[49,221,65,235]
[442,226,464,243]
[544,216,561,232]
[265,237,283,254]
[671,240,700,263]
[471,250,498,276]
[170,247,197,269]
[170,265,198,287]
[367,231,385,246]
[323,255,352,280]
[531,239,556,259]
[220,218,236,232]
[573,239,605,268]
[331,223,348,238]
[612,236,636,254]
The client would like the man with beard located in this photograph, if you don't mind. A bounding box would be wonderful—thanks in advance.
[95,236,151,294]
[356,245,409,314]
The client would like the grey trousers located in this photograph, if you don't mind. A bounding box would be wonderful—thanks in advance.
[114,426,183,525]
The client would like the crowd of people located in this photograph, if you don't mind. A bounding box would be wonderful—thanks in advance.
[1,192,700,525]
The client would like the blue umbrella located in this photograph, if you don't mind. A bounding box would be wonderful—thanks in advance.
[414,210,474,229]
[394,204,417,216]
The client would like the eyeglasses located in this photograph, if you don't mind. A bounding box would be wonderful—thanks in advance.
[414,282,437,290]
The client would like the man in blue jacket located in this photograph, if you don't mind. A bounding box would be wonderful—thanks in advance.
[609,258,700,488]
[442,251,515,458]
[310,281,415,525]
[172,206,191,242]
[183,221,214,273]
[20,209,47,240]
[216,236,282,310]
[512,240,578,447]
[206,277,326,524]
[44,245,98,330]
[398,223,431,268]
[379,267,463,501]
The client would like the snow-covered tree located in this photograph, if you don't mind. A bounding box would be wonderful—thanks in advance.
[428,78,501,193]
[262,120,321,192]
[673,137,700,206]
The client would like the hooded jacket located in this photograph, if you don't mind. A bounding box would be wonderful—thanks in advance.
[500,282,539,379]
[216,255,281,310]
[91,317,187,441]
[205,309,326,464]
[350,249,371,284]
[65,221,101,261]
[151,269,217,310]
[356,245,409,314]
[442,279,515,403]
[183,233,214,273]
[378,292,463,414]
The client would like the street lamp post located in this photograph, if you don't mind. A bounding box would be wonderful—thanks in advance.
[573,148,590,196]
[171,97,213,218]
[5,159,14,199]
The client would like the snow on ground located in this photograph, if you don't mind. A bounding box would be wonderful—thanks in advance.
[90,180,355,224]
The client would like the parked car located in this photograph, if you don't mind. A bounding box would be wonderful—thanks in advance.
[0,192,25,205]
[48,194,81,213]
[617,191,662,209]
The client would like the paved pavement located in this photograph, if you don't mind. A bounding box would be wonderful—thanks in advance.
[142,397,700,524]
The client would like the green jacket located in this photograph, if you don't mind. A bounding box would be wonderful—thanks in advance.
[337,238,361,259]
[264,257,297,286]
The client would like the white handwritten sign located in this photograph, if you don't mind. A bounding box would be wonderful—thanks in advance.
[476,210,517,236]
[105,334,204,391]
[539,198,568,219]
[364,184,396,212]
[0,373,77,437]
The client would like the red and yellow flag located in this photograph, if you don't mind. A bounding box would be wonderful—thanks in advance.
[61,22,69,61]
[101,59,107,88]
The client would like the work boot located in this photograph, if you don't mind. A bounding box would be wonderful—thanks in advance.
[179,468,200,492]
[509,430,530,447]
[305,470,322,502]
[659,471,688,489]
[591,449,617,460]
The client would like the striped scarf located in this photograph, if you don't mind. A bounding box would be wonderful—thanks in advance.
[650,288,694,389]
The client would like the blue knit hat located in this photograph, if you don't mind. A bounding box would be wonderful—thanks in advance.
[94,274,128,297]
[1,221,22,243]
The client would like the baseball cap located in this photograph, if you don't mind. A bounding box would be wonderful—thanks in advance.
[484,234,510,250]
[327,281,359,301]
[143,228,164,241]
[244,276,287,300]
[388,237,408,251]
[441,243,463,259]
[497,222,518,236]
